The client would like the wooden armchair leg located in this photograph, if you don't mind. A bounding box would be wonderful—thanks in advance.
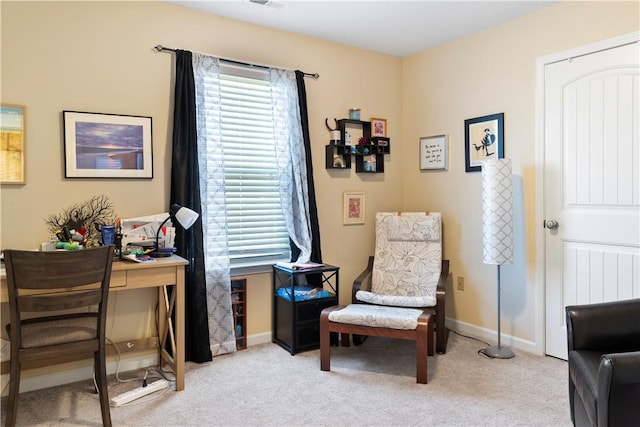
[436,326,446,354]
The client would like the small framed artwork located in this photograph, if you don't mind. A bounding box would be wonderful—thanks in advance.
[343,192,365,225]
[1,104,26,184]
[464,113,504,172]
[63,110,153,179]
[419,134,447,170]
[370,117,387,137]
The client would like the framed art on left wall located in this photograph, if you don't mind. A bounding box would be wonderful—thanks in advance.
[63,111,153,179]
[343,192,365,225]
[1,104,26,184]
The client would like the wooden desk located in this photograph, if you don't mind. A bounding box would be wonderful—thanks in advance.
[1,255,188,391]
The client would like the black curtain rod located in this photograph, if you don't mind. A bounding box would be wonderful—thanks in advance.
[154,45,319,79]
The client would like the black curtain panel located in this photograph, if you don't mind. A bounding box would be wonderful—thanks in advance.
[290,70,323,264]
[170,49,212,363]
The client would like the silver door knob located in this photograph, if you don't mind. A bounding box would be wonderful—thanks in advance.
[545,220,559,230]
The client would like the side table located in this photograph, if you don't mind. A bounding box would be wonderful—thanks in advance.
[272,264,339,354]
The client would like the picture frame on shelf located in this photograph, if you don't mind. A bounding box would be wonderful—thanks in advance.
[464,112,504,172]
[419,134,447,170]
[1,104,26,184]
[370,117,387,137]
[63,110,153,179]
[343,192,365,225]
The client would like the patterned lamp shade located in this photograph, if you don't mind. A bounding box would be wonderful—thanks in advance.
[482,159,514,265]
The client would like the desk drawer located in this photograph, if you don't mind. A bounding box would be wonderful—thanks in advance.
[109,270,127,288]
[125,267,176,289]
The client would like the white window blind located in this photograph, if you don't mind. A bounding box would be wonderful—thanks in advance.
[219,63,290,266]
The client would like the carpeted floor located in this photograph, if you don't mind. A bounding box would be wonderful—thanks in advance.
[1,332,571,426]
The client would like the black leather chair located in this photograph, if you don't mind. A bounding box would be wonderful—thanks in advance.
[566,298,640,427]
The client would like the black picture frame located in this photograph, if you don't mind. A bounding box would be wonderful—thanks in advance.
[464,113,504,172]
[63,110,153,179]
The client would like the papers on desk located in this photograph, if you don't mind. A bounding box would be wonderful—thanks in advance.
[275,261,324,271]
[124,253,157,263]
[120,213,175,250]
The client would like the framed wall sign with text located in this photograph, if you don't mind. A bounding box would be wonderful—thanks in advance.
[419,134,447,170]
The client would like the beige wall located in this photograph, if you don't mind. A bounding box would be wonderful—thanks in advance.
[402,0,639,344]
[1,0,638,382]
[0,1,402,351]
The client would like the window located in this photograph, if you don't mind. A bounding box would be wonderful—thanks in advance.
[219,63,290,268]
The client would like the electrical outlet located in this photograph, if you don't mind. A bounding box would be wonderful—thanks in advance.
[457,276,465,291]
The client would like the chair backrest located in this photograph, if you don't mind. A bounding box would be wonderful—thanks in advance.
[3,246,114,343]
[372,212,442,298]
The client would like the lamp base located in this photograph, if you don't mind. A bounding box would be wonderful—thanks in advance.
[149,251,174,258]
[480,345,515,359]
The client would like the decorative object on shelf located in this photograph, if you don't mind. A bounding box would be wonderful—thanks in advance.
[150,203,199,258]
[371,137,390,154]
[370,117,387,137]
[343,192,365,225]
[44,195,117,248]
[419,134,448,170]
[479,158,515,359]
[464,113,504,172]
[349,108,361,120]
[325,118,340,144]
[363,157,376,172]
[1,104,26,184]
[332,155,345,168]
[63,110,153,179]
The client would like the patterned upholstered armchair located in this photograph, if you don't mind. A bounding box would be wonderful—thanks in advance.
[352,212,450,353]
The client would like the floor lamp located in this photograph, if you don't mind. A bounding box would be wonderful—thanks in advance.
[480,158,515,359]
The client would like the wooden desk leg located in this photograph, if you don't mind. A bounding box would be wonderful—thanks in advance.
[157,286,167,367]
[175,266,185,391]
[156,271,185,391]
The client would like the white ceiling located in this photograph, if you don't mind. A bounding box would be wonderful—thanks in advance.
[165,0,558,57]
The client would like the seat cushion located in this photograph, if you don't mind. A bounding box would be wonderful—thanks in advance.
[328,304,424,330]
[569,350,602,427]
[15,314,98,349]
[355,291,435,308]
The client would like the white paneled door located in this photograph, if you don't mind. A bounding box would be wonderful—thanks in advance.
[543,36,640,360]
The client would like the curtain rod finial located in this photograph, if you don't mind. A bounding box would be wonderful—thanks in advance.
[154,45,164,52]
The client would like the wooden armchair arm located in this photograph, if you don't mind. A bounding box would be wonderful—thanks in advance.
[352,256,374,304]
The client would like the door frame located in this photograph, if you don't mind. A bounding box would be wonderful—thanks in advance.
[534,31,640,356]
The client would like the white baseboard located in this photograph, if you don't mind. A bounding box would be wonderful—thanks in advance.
[445,318,539,355]
[1,354,157,397]
[247,331,272,347]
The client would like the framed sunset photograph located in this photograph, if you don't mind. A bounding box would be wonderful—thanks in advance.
[63,110,153,179]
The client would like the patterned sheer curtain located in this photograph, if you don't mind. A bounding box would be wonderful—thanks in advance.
[270,68,313,263]
[192,53,236,356]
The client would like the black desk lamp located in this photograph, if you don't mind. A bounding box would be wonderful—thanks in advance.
[150,203,199,258]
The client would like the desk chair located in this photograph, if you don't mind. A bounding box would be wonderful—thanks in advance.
[3,246,114,427]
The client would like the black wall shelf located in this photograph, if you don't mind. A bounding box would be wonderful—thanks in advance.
[325,119,390,173]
